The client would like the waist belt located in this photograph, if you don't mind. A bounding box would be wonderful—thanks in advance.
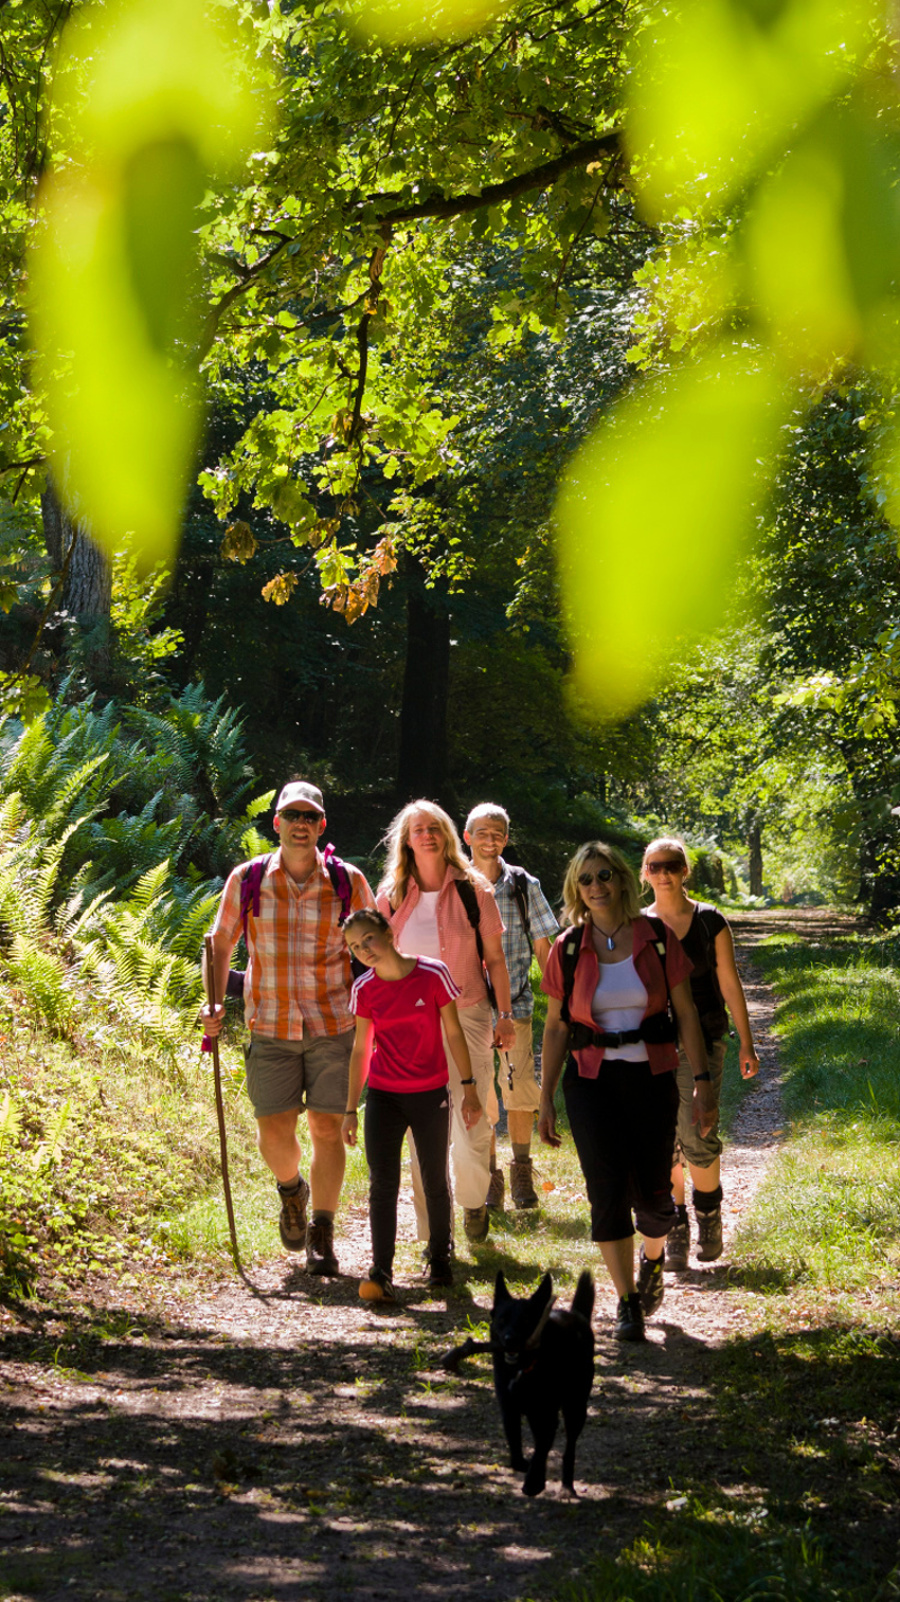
[569,1023,644,1050]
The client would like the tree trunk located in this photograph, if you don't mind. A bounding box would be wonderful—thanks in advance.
[397,568,452,805]
[40,481,112,686]
[748,816,763,898]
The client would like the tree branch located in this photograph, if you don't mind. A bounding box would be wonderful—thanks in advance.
[374,130,622,224]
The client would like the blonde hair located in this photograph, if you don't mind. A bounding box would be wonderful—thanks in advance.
[561,841,643,927]
[640,835,690,886]
[378,799,488,907]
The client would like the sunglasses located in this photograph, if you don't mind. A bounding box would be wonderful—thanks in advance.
[279,808,321,824]
[577,868,615,886]
[645,860,685,875]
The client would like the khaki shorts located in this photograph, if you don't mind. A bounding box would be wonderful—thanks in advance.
[486,1016,541,1125]
[244,1030,352,1119]
[673,1036,726,1168]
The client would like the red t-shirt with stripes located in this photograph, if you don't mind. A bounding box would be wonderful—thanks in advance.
[350,958,460,1093]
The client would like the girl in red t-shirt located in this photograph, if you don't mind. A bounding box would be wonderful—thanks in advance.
[342,910,482,1302]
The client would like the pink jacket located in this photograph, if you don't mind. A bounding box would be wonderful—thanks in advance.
[541,917,693,1076]
[377,864,504,1009]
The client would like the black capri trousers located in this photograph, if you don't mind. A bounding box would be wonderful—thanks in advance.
[563,1056,678,1242]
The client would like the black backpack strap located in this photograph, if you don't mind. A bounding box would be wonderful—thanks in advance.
[454,877,483,956]
[558,926,583,1025]
[505,864,533,947]
[454,877,498,1007]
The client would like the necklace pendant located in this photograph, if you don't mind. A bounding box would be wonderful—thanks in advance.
[606,934,615,951]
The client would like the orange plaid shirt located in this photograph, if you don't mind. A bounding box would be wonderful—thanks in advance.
[213,849,374,1038]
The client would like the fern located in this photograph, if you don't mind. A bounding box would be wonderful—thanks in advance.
[0,1090,21,1153]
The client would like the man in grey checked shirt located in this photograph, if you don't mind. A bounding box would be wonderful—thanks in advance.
[464,803,560,1208]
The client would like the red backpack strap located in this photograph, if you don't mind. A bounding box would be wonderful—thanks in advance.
[322,842,353,924]
[239,855,270,944]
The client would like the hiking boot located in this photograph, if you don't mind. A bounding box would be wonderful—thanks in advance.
[666,1205,690,1272]
[428,1255,454,1290]
[359,1267,397,1303]
[614,1293,646,1343]
[509,1157,538,1209]
[695,1204,723,1262]
[636,1247,664,1316]
[306,1217,339,1276]
[277,1176,310,1252]
[486,1163,505,1209]
[464,1204,490,1243]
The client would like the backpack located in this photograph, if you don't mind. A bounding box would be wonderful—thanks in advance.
[225,844,360,999]
[691,903,729,1044]
[505,864,532,946]
[558,916,677,1052]
[453,877,498,1008]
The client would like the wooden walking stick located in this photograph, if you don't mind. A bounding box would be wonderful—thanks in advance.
[204,933,242,1272]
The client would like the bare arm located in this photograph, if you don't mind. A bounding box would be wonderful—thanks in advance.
[441,998,482,1129]
[537,996,570,1148]
[533,936,552,974]
[482,931,515,1049]
[715,925,760,1078]
[342,1016,373,1147]
[671,977,716,1137]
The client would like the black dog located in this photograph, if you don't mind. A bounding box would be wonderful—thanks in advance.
[444,1270,595,1496]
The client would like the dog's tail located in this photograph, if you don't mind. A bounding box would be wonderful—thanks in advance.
[571,1270,595,1323]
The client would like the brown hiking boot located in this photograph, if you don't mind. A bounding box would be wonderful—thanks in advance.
[509,1157,538,1209]
[277,1177,310,1252]
[486,1163,505,1209]
[464,1205,489,1242]
[306,1217,339,1276]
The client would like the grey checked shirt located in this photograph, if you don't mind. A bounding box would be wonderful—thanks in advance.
[491,858,560,1019]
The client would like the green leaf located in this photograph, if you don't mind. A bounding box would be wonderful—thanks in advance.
[555,349,789,717]
[30,0,273,573]
[631,0,877,213]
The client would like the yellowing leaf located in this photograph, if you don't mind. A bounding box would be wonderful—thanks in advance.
[221,522,258,563]
[555,351,787,718]
[630,0,877,214]
[262,572,299,605]
[30,0,273,572]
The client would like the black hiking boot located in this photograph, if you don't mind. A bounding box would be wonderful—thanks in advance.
[666,1205,690,1272]
[695,1204,723,1262]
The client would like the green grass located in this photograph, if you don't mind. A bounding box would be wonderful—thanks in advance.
[727,932,900,1309]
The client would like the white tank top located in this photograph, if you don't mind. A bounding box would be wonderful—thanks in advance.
[590,955,649,1063]
[401,891,442,960]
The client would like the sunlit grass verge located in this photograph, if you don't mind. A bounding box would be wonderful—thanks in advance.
[0,995,257,1297]
[727,933,900,1313]
[554,1507,850,1602]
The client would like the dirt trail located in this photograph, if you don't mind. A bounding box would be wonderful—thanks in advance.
[0,915,806,1602]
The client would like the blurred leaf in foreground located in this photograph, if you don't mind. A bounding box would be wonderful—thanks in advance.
[743,107,900,375]
[555,351,788,717]
[30,0,271,572]
[630,0,877,214]
[347,0,512,45]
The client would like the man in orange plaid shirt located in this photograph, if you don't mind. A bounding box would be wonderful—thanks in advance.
[203,781,374,1275]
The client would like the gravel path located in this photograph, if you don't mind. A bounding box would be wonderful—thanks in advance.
[0,918,795,1602]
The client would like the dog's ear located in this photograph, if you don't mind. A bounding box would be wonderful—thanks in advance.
[493,1270,511,1308]
[530,1273,553,1313]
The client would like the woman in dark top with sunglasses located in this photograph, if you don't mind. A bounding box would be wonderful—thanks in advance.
[641,836,759,1269]
[538,841,713,1343]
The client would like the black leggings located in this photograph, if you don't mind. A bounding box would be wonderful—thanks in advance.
[563,1057,678,1242]
[364,1084,452,1274]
